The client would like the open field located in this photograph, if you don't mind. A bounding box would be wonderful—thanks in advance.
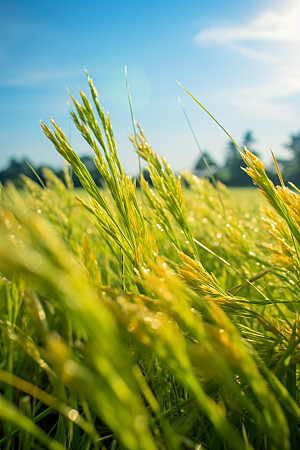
[228,187,264,208]
[0,75,299,450]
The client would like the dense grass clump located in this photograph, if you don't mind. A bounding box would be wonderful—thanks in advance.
[0,72,299,450]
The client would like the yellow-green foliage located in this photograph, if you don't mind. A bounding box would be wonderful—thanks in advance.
[0,73,299,450]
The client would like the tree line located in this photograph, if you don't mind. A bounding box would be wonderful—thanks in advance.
[0,156,104,189]
[194,130,300,187]
[1,131,299,188]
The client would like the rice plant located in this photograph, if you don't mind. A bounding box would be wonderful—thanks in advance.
[0,72,299,450]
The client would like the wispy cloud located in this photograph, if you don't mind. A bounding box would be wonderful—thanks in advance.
[195,6,300,60]
[0,68,83,87]
[195,5,300,121]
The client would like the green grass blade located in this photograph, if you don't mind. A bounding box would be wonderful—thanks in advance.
[0,394,66,450]
[125,66,144,211]
[178,97,226,219]
[177,81,241,151]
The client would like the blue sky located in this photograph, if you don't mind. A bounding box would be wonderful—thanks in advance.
[1,0,299,174]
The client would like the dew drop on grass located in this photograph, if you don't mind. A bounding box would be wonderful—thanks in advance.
[135,415,149,430]
[151,318,162,329]
[38,310,46,320]
[9,333,17,341]
[68,409,79,421]
[64,360,78,376]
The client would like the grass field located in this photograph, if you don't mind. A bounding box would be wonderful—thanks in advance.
[0,73,299,450]
[228,187,264,207]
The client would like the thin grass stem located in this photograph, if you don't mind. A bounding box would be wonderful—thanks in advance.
[125,66,144,212]
[178,97,226,220]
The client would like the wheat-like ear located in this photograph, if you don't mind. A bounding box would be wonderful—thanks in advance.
[271,149,285,187]
[41,75,161,273]
[240,147,300,245]
[129,124,199,259]
[141,176,181,249]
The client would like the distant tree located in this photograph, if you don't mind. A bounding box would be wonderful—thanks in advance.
[281,131,300,186]
[0,155,104,188]
[285,132,300,156]
[0,158,39,187]
[142,168,153,186]
[225,141,240,166]
[215,130,258,187]
[195,151,218,174]
[243,131,257,152]
[81,156,97,172]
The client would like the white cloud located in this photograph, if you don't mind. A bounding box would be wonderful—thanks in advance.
[195,5,300,121]
[0,68,83,87]
[195,6,300,54]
